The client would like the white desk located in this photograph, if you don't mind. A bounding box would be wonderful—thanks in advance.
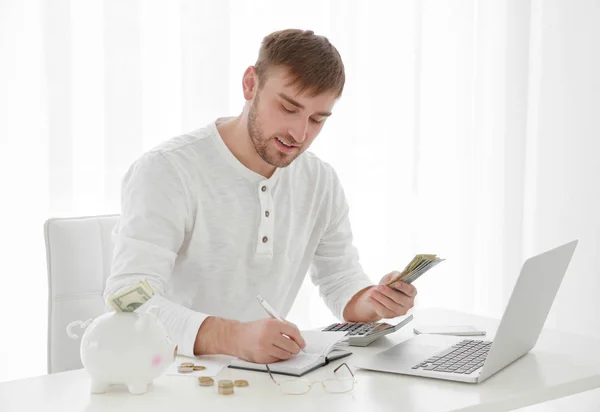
[2,308,600,412]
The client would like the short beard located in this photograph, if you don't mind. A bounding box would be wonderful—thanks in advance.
[247,95,296,168]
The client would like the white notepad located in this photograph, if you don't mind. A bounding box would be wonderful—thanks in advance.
[229,330,351,377]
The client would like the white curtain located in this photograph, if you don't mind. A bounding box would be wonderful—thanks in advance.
[1,0,599,383]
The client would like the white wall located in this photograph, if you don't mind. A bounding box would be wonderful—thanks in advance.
[525,0,600,338]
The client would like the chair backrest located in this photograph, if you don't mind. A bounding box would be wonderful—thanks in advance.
[44,215,120,373]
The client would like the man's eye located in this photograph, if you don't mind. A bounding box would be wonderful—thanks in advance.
[310,118,324,124]
[282,105,296,114]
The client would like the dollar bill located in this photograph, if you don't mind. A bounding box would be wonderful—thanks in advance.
[387,254,444,287]
[107,280,155,312]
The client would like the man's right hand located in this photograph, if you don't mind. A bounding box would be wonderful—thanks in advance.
[232,318,306,364]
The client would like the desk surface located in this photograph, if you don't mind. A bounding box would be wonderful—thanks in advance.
[2,307,600,412]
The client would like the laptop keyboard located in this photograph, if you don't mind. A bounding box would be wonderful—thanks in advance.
[412,339,492,374]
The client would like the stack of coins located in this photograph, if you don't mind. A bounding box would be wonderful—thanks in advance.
[178,362,194,373]
[198,377,214,387]
[218,380,234,395]
[233,380,249,387]
[177,362,206,373]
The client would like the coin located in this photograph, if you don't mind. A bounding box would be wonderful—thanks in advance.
[179,362,194,368]
[178,365,193,373]
[233,379,249,387]
[198,376,214,387]
[193,365,206,371]
[218,379,234,395]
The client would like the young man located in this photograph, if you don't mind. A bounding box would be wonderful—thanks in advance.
[105,29,417,364]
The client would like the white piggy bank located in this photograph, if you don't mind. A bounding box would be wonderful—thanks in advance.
[66,307,177,395]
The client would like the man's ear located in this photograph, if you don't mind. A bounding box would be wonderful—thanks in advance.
[242,66,258,101]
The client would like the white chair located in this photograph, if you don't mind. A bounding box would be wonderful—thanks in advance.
[44,215,120,373]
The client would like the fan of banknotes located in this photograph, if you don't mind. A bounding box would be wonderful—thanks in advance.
[386,254,445,288]
[106,280,155,312]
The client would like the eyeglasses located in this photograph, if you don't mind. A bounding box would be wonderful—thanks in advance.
[265,362,357,395]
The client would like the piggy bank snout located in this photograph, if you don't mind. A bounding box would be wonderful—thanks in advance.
[153,343,177,368]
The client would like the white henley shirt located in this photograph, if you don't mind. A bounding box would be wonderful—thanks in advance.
[104,120,373,357]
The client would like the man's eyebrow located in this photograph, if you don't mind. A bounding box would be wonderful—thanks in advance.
[278,93,332,117]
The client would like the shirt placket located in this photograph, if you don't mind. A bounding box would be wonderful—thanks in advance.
[256,181,274,257]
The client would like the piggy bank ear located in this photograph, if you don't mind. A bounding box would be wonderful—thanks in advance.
[147,306,159,317]
[134,306,160,332]
[134,314,150,332]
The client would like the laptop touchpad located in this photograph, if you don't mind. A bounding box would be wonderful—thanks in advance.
[379,334,460,362]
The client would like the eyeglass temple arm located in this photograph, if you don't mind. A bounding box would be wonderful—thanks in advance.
[334,362,356,382]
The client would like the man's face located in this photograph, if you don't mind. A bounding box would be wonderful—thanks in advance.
[246,66,338,168]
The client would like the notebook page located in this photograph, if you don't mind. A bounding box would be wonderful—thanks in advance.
[302,331,348,356]
[231,352,321,371]
[275,352,321,369]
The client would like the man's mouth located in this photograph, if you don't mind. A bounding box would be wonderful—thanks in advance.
[276,137,295,148]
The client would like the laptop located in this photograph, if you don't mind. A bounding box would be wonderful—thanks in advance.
[354,240,578,383]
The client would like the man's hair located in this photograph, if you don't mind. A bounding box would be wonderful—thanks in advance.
[255,29,345,98]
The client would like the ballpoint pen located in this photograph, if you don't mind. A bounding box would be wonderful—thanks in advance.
[256,294,306,353]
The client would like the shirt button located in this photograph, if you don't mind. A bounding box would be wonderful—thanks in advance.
[262,236,268,243]
[261,186,267,192]
[265,211,270,217]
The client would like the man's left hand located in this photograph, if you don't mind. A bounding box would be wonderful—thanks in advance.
[366,271,417,318]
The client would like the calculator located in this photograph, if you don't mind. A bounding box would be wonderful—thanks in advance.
[321,314,414,347]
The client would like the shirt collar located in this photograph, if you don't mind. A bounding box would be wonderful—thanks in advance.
[209,119,282,187]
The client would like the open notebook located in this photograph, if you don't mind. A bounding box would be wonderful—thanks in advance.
[229,330,350,377]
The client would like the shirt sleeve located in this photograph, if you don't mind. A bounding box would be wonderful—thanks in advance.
[309,166,374,321]
[104,151,207,357]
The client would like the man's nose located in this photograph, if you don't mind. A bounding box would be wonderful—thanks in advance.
[288,118,308,143]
